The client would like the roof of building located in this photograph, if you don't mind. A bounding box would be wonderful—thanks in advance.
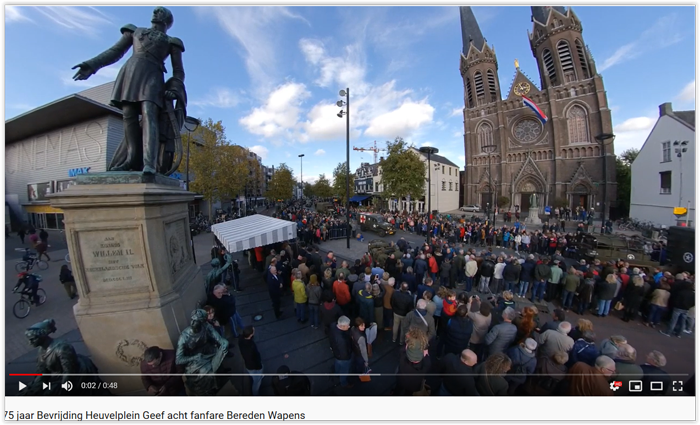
[531,6,567,25]
[5,94,122,145]
[412,147,459,168]
[673,111,695,130]
[459,6,486,54]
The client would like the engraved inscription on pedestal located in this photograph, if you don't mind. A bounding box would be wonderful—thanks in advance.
[78,227,150,293]
[165,218,191,277]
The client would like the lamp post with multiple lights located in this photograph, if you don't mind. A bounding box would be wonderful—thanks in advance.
[595,133,615,232]
[298,154,305,199]
[419,146,439,245]
[337,89,351,249]
[674,140,691,225]
[481,144,497,224]
[183,116,201,264]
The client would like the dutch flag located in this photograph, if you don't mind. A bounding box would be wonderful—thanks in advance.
[522,96,548,125]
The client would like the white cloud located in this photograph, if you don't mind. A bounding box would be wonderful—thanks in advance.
[33,6,111,34]
[239,82,310,138]
[191,87,240,108]
[365,100,435,138]
[614,116,656,133]
[314,149,326,156]
[202,7,309,93]
[61,60,125,88]
[421,142,434,147]
[301,103,347,141]
[6,6,32,23]
[676,80,695,103]
[453,131,463,138]
[450,107,463,118]
[248,145,269,160]
[613,115,657,153]
[299,38,369,94]
[599,14,684,72]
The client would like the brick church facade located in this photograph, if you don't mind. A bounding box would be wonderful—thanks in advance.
[460,6,617,216]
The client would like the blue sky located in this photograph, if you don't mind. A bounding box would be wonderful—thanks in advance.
[5,6,696,184]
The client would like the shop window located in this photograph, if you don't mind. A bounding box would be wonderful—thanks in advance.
[55,180,76,193]
[27,182,53,202]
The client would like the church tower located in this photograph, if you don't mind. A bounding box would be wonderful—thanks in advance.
[459,6,503,209]
[460,6,617,219]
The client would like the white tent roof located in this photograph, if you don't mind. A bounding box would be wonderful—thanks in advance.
[212,215,297,253]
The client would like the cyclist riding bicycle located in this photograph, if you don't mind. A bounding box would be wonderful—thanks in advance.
[14,272,41,305]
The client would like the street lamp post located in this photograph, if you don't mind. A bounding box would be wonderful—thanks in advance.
[419,146,439,245]
[338,89,350,249]
[595,133,616,233]
[298,154,305,199]
[183,116,201,264]
[674,140,691,225]
[481,144,497,224]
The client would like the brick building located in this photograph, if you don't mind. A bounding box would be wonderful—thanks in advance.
[459,6,617,216]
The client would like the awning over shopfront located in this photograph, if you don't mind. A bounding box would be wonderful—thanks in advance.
[211,214,297,253]
[349,195,371,203]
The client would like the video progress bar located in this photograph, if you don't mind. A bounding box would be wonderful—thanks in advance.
[9,373,692,377]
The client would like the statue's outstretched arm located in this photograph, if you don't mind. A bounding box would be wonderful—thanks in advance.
[81,31,134,75]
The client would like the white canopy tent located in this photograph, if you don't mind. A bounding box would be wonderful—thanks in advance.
[211,215,297,253]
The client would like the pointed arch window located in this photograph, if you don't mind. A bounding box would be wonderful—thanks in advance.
[542,49,558,86]
[477,122,494,150]
[465,76,474,108]
[567,105,589,144]
[487,70,498,102]
[474,71,485,104]
[557,40,576,83]
[575,39,590,79]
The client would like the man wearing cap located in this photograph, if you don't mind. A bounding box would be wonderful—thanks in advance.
[505,338,538,395]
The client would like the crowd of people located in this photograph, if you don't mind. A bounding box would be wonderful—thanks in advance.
[228,223,695,395]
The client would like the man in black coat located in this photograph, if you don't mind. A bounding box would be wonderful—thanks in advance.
[390,283,414,344]
[639,350,671,396]
[329,316,353,388]
[477,256,495,293]
[439,349,479,396]
[661,276,695,337]
[267,266,283,319]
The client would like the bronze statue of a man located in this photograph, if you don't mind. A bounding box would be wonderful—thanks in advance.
[72,7,187,175]
[175,309,229,396]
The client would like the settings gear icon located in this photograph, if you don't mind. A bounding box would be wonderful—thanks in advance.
[610,381,622,391]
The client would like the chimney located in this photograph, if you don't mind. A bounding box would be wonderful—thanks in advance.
[659,102,673,117]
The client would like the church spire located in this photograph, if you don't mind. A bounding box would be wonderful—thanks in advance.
[459,6,486,54]
[531,6,567,25]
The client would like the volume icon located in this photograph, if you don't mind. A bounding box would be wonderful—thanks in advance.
[61,381,73,391]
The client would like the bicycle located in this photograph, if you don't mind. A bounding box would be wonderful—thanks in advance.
[14,249,49,273]
[12,287,47,319]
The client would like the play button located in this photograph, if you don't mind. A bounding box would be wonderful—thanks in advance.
[18,381,26,391]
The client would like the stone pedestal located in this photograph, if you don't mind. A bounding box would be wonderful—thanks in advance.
[524,207,542,225]
[49,173,204,395]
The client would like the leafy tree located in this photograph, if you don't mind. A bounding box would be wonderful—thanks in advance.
[615,148,639,217]
[313,174,334,198]
[266,163,295,201]
[303,182,314,198]
[179,118,226,219]
[332,162,355,203]
[497,196,510,208]
[217,144,250,208]
[379,137,426,208]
